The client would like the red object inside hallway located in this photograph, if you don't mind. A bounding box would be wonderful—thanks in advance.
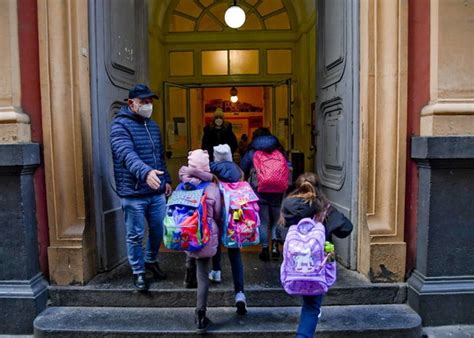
[18,0,50,278]
[405,0,430,275]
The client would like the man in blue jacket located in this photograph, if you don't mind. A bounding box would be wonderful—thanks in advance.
[110,84,172,291]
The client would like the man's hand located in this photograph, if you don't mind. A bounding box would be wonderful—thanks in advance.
[146,170,164,190]
[165,183,173,197]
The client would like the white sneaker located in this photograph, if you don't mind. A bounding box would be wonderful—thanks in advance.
[318,309,322,319]
[235,291,247,315]
[208,270,222,283]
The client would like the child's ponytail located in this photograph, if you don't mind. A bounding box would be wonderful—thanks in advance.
[290,181,317,204]
[288,172,329,217]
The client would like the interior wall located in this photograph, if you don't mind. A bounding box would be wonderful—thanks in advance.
[202,87,265,149]
[203,87,265,109]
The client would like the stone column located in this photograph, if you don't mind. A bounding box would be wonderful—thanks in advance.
[37,0,95,285]
[408,137,474,325]
[0,0,31,142]
[407,0,474,326]
[358,0,409,282]
[0,144,48,333]
[419,0,474,136]
[0,1,47,333]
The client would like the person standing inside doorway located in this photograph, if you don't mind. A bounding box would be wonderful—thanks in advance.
[110,84,172,291]
[201,108,238,162]
[240,128,289,261]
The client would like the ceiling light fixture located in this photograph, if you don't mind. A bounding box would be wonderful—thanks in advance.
[230,86,238,103]
[224,0,246,29]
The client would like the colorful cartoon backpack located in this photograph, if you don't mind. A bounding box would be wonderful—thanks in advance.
[163,182,211,252]
[253,149,289,193]
[220,181,260,248]
[280,217,336,296]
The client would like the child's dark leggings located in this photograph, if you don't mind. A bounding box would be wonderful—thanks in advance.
[185,256,210,311]
[212,244,244,293]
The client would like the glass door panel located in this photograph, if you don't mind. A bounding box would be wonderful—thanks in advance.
[273,79,292,152]
[190,88,204,150]
[164,82,189,185]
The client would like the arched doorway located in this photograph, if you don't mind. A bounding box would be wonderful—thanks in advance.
[89,0,359,272]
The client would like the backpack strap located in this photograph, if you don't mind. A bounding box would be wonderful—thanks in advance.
[317,203,332,224]
[196,181,211,191]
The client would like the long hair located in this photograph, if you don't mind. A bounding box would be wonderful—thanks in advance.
[288,172,328,214]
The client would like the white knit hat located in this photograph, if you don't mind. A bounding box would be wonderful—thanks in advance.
[213,144,232,162]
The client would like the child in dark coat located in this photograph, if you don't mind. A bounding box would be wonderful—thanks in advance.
[280,172,353,337]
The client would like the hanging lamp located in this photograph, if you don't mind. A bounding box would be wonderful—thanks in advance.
[224,0,246,29]
[230,86,238,103]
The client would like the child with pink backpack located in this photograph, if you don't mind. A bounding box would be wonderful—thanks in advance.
[174,149,221,333]
[208,144,260,315]
[240,128,290,261]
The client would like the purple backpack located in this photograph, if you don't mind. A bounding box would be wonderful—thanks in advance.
[280,218,336,296]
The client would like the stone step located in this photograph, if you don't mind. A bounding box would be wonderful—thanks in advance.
[49,283,406,308]
[49,252,406,308]
[34,304,422,337]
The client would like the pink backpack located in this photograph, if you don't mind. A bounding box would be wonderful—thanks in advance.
[220,182,260,248]
[253,150,289,193]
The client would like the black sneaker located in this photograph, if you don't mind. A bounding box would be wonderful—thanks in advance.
[271,241,280,259]
[145,262,167,280]
[195,309,210,334]
[259,248,270,262]
[133,273,148,292]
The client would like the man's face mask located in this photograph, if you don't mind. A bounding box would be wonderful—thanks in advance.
[215,118,223,127]
[131,99,153,119]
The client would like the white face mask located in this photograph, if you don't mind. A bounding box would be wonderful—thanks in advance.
[135,103,153,119]
[215,118,223,127]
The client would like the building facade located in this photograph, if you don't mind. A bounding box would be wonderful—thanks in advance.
[0,0,472,333]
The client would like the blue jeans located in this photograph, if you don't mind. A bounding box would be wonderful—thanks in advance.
[121,194,166,274]
[258,202,282,248]
[296,295,323,338]
[212,244,244,293]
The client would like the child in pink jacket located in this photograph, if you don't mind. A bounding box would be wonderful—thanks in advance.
[178,149,221,334]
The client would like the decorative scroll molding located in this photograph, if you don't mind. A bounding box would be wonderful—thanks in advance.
[318,0,346,89]
[317,98,346,190]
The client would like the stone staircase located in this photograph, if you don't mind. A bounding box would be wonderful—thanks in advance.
[34,252,421,337]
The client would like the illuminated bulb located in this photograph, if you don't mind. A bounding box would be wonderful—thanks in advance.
[230,86,239,103]
[224,5,246,29]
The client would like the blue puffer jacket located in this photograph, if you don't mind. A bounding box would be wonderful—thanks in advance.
[210,161,242,183]
[240,135,282,176]
[110,106,171,197]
